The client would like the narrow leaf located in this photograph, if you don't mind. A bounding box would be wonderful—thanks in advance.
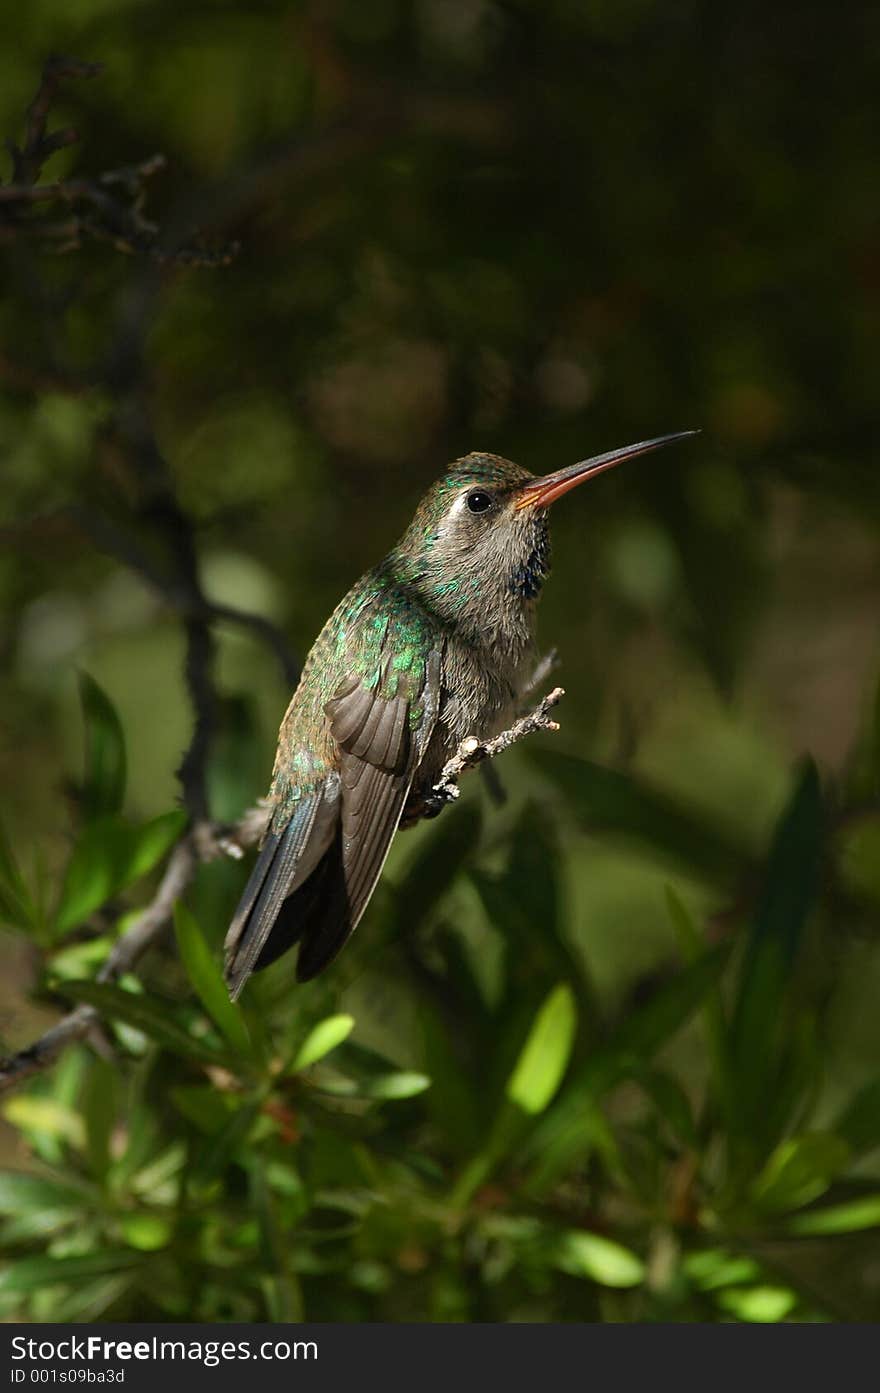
[174,903,254,1059]
[190,1099,263,1188]
[786,1193,880,1236]
[612,943,731,1059]
[81,1056,117,1180]
[314,1070,431,1101]
[293,1014,355,1071]
[0,1171,92,1213]
[751,1133,850,1213]
[716,1285,796,1322]
[730,761,824,1130]
[0,1250,140,1295]
[78,672,127,819]
[0,819,34,930]
[507,984,577,1116]
[56,810,186,936]
[61,981,229,1064]
[2,1097,85,1150]
[550,1230,645,1288]
[531,750,747,883]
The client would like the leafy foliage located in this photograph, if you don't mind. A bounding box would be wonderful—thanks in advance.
[3,683,880,1322]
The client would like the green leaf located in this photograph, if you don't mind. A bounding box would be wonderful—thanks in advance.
[78,672,127,820]
[56,810,187,936]
[715,1284,797,1322]
[665,885,731,1111]
[751,1133,850,1213]
[60,981,229,1064]
[683,1248,761,1292]
[612,943,731,1059]
[49,936,114,980]
[0,1250,140,1295]
[550,1229,645,1288]
[518,949,730,1190]
[0,818,34,931]
[1,1097,85,1150]
[0,1171,91,1214]
[293,1014,355,1070]
[170,1084,237,1133]
[531,750,747,883]
[730,761,824,1133]
[119,1214,173,1251]
[174,903,254,1059]
[314,1070,431,1100]
[81,1056,117,1181]
[190,1099,263,1189]
[358,1070,430,1100]
[785,1193,880,1236]
[0,1208,83,1245]
[472,802,599,1020]
[506,984,577,1116]
[633,1068,698,1147]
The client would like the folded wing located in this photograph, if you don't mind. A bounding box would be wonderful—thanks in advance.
[224,650,441,996]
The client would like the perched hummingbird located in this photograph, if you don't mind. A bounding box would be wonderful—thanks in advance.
[224,431,695,998]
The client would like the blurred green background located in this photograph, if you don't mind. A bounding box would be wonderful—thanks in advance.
[2,0,880,1323]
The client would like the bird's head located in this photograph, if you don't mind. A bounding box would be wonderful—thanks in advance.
[391,433,697,633]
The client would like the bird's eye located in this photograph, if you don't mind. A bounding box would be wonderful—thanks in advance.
[465,489,493,514]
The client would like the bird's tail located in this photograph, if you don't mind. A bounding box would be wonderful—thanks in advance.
[223,788,340,999]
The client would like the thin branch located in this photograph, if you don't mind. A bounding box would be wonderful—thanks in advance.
[0,1006,98,1101]
[439,685,564,785]
[426,687,565,814]
[47,505,300,685]
[7,56,102,186]
[0,816,263,1098]
[1,57,237,265]
[109,404,219,822]
[209,604,300,687]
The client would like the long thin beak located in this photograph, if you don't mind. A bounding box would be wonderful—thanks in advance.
[514,430,699,510]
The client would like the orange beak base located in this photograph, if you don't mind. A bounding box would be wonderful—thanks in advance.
[514,431,698,510]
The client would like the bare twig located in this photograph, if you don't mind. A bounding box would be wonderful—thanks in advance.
[1,57,237,265]
[0,815,265,1098]
[429,687,565,810]
[23,504,299,686]
[7,56,102,187]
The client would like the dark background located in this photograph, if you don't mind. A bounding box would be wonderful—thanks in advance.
[1,0,880,1323]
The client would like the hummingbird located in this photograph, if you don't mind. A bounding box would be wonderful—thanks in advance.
[224,431,696,998]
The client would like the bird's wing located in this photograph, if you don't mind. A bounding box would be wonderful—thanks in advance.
[294,648,441,981]
[224,649,441,996]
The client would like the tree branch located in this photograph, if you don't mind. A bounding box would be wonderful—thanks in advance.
[0,816,262,1098]
[431,687,564,806]
[1,56,237,265]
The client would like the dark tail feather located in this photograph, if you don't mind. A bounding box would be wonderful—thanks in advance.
[251,826,370,984]
[294,829,355,982]
[253,837,347,975]
[238,827,356,985]
[224,792,329,1000]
